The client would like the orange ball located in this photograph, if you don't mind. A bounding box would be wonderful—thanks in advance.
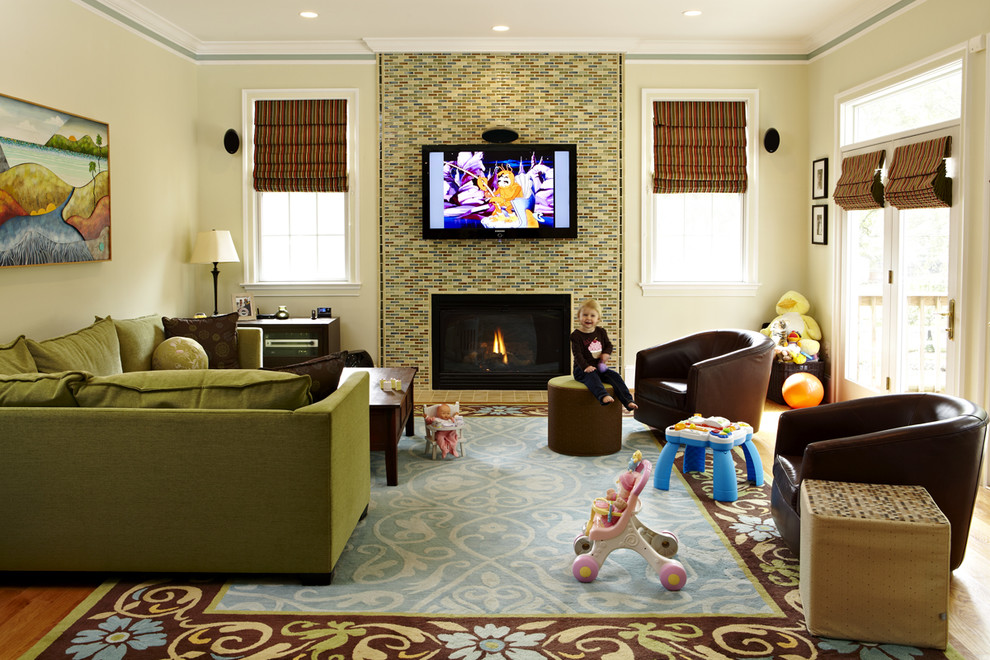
[781,372,824,409]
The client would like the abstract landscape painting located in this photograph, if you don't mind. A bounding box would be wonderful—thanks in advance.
[0,93,110,267]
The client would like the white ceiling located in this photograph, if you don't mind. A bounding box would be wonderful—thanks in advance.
[76,0,918,58]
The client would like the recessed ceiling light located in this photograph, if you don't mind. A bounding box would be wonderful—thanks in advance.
[300,11,319,19]
[682,10,702,16]
[492,25,510,32]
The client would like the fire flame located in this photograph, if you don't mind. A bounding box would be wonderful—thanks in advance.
[492,328,508,364]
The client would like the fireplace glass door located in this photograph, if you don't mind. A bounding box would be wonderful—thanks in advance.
[432,294,570,390]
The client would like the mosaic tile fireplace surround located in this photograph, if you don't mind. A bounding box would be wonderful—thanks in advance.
[379,53,623,389]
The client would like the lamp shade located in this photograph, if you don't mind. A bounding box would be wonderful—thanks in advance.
[190,230,239,264]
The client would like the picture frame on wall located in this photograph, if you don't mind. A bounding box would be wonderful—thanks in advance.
[812,205,828,245]
[233,294,255,320]
[812,157,828,199]
[0,93,110,268]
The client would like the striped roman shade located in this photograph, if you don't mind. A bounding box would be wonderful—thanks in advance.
[253,99,348,193]
[884,136,951,209]
[652,101,747,194]
[832,150,885,210]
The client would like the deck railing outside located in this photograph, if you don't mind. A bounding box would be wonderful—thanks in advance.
[855,294,948,393]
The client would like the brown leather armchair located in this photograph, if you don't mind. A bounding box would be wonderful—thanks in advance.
[633,329,775,432]
[770,392,988,570]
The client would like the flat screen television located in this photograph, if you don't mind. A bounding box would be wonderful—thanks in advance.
[422,144,577,239]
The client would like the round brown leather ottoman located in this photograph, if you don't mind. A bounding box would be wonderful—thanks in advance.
[547,375,622,456]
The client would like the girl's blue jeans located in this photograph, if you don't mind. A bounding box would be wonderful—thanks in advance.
[573,365,635,407]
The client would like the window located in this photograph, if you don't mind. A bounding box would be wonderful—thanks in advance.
[840,60,961,147]
[641,91,758,295]
[242,89,359,293]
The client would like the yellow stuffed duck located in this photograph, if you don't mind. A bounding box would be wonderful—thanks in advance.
[761,291,823,363]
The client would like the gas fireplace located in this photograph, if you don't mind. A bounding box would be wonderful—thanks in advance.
[431,293,571,390]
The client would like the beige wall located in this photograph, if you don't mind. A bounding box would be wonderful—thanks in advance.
[622,62,810,374]
[807,0,990,403]
[0,0,199,343]
[194,62,380,359]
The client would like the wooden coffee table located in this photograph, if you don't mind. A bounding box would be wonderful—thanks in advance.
[342,366,418,486]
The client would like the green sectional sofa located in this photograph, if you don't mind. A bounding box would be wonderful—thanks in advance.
[0,315,371,582]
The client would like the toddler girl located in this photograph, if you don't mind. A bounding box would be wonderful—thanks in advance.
[570,298,638,410]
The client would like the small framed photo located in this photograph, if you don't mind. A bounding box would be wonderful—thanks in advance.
[812,205,828,245]
[233,294,255,320]
[812,157,829,199]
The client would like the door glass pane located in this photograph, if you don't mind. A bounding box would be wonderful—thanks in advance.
[845,208,885,390]
[899,208,949,393]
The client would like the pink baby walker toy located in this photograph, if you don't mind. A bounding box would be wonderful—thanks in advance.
[572,450,687,591]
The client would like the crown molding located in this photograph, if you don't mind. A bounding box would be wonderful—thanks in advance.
[362,37,636,54]
[198,40,374,58]
[805,0,923,59]
[71,0,200,57]
[628,39,808,58]
[73,0,923,63]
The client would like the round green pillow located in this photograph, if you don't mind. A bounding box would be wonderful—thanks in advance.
[152,336,209,370]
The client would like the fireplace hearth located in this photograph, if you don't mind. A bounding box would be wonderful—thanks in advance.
[432,294,571,390]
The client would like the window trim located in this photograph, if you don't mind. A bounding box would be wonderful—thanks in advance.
[640,88,760,297]
[240,88,361,295]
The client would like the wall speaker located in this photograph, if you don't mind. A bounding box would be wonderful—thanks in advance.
[223,128,240,154]
[482,127,519,143]
[763,128,780,153]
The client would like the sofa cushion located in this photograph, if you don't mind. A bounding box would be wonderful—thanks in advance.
[26,317,123,376]
[265,351,347,402]
[0,371,88,407]
[70,369,312,410]
[152,337,209,370]
[162,313,240,369]
[0,335,38,374]
[101,314,165,372]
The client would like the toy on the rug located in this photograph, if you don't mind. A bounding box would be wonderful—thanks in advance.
[424,402,466,459]
[653,414,762,502]
[761,290,823,363]
[572,450,687,591]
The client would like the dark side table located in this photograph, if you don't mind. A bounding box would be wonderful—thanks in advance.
[342,366,418,486]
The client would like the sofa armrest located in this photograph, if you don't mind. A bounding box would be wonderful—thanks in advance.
[236,327,263,369]
[295,370,371,570]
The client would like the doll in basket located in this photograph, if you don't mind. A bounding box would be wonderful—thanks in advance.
[425,403,464,458]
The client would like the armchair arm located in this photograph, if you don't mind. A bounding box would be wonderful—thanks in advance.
[635,334,706,381]
[689,337,773,416]
[773,393,963,457]
[773,403,855,456]
[800,417,984,486]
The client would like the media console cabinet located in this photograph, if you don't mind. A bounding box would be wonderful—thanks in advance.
[237,317,340,368]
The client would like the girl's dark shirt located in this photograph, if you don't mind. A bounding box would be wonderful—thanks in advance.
[570,327,614,371]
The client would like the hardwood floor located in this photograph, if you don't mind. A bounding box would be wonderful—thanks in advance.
[1,397,987,659]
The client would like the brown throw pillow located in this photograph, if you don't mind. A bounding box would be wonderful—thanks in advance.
[162,313,240,369]
[265,351,347,402]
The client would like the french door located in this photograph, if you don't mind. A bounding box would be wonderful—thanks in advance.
[838,129,960,399]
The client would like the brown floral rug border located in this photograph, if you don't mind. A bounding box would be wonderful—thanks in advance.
[26,418,958,660]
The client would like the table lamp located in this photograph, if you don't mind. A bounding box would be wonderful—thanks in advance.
[190,229,239,316]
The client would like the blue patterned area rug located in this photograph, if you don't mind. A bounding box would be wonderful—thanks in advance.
[25,408,958,659]
[217,416,771,616]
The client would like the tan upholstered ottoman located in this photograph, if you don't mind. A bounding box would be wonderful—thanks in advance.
[547,375,622,456]
[800,479,950,649]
